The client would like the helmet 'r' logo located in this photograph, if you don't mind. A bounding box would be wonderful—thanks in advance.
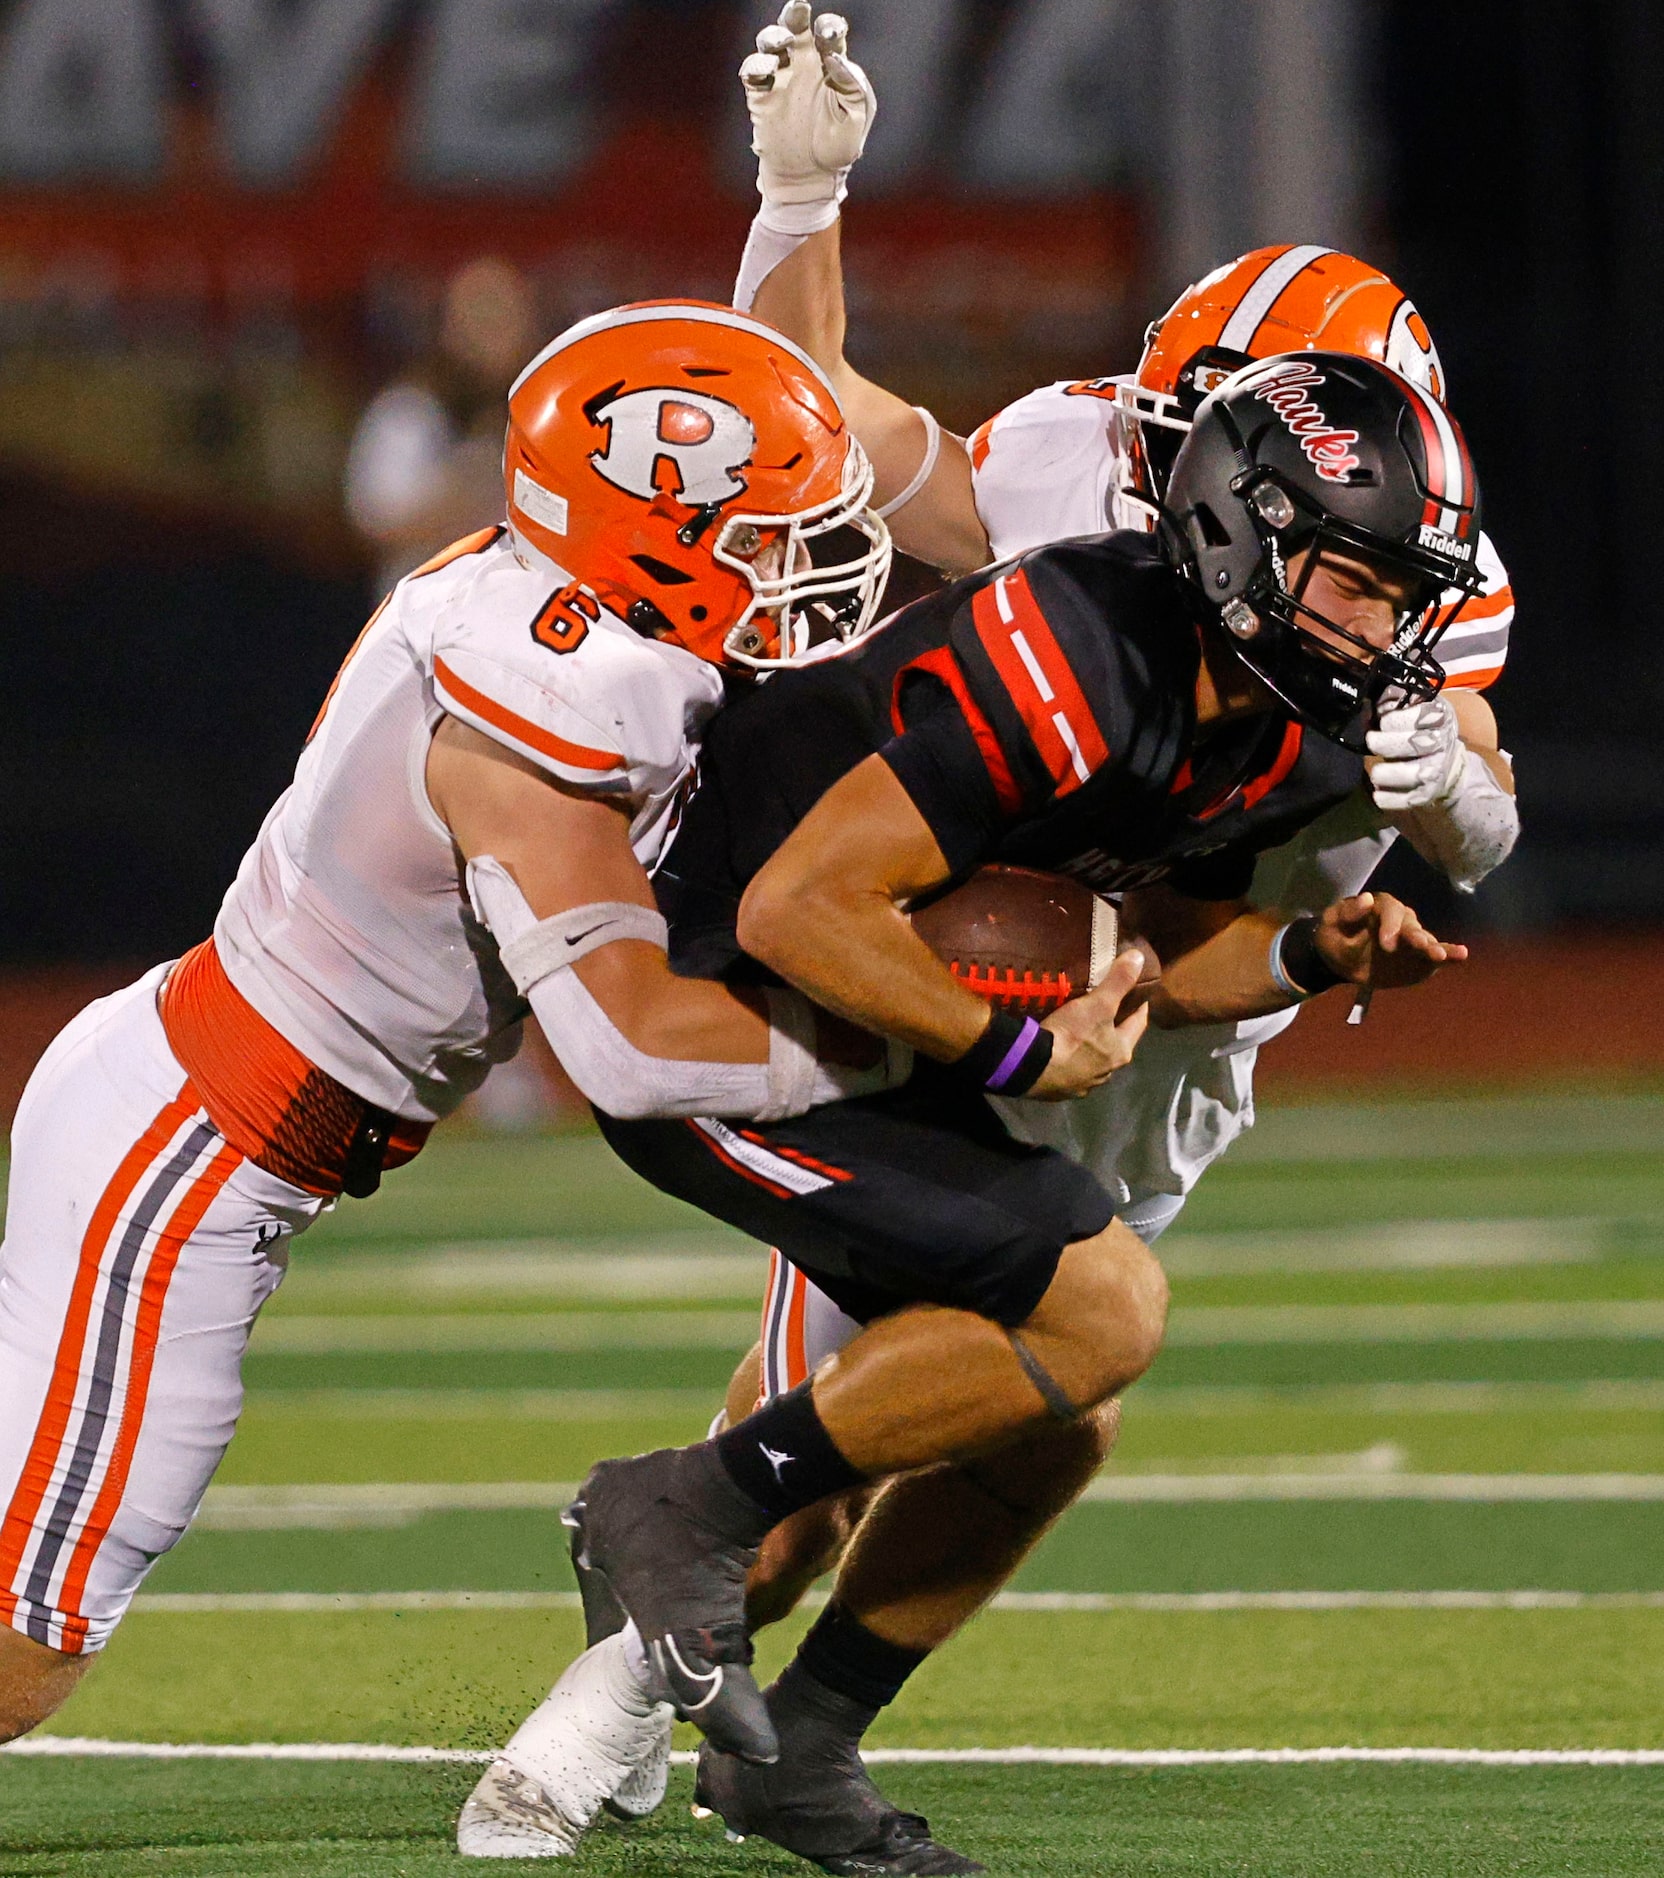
[589,389,757,506]
[1251,360,1362,482]
[1385,300,1445,403]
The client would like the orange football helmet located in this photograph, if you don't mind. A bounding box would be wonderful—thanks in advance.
[504,300,890,669]
[1107,244,1447,528]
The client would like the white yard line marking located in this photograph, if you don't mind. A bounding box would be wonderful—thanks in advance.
[191,1467,1664,1529]
[9,1736,1664,1768]
[1158,1218,1606,1276]
[273,1215,1630,1301]
[242,1388,717,1420]
[284,1245,766,1302]
[236,1378,1664,1420]
[123,1589,1664,1617]
[1233,1094,1664,1163]
[1164,1300,1664,1344]
[1136,1379,1664,1415]
[252,1311,758,1355]
[1078,1473,1664,1503]
[242,1294,1664,1361]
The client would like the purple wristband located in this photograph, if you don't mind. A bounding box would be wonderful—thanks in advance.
[987,1017,1043,1090]
[954,1008,1054,1097]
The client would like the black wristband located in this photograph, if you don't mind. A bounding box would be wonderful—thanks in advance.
[1274,915,1347,999]
[953,1006,1054,1096]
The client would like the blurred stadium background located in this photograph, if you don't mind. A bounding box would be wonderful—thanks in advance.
[1,3,1662,1872]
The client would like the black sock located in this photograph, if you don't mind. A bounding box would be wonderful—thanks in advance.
[792,1599,929,1713]
[712,1380,866,1522]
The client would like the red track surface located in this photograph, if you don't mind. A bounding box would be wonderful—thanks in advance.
[1,935,1659,1133]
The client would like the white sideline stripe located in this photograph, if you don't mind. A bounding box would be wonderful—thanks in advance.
[10,1736,1664,1769]
[1136,1379,1664,1415]
[244,1297,1664,1358]
[250,1297,1664,1357]
[1156,1218,1609,1276]
[288,1246,767,1302]
[243,1388,718,1421]
[274,1216,1632,1300]
[238,1379,1664,1420]
[1164,1300,1664,1345]
[252,1311,759,1355]
[1077,1473,1664,1503]
[192,1470,1664,1529]
[123,1589,1664,1617]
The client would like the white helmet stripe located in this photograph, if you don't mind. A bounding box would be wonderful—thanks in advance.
[509,302,839,405]
[1406,377,1466,531]
[1218,244,1335,352]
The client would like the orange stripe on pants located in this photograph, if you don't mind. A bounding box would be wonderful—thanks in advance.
[52,1139,242,1648]
[0,1092,197,1612]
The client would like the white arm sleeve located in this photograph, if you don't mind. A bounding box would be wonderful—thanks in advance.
[733,202,839,313]
[466,858,907,1121]
[1387,749,1521,894]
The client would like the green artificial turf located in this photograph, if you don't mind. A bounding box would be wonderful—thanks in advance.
[7,1105,1664,1874]
[5,1761,1664,1877]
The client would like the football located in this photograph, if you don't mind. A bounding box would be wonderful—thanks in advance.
[911,864,1155,1018]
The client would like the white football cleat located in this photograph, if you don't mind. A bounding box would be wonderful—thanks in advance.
[605,1709,673,1820]
[456,1633,673,1858]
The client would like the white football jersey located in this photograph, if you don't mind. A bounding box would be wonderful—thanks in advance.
[213,527,724,1125]
[970,380,1514,1203]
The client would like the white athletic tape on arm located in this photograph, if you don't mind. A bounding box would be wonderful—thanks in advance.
[874,409,942,521]
[1388,748,1520,894]
[498,903,669,990]
[465,857,906,1120]
[733,203,841,313]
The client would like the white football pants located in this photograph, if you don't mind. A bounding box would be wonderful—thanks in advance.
[0,967,324,1655]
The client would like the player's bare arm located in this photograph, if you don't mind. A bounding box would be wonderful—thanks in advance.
[737,753,1147,1101]
[1126,880,1466,1028]
[429,718,775,1066]
[737,6,991,573]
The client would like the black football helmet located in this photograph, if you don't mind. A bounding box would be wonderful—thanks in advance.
[1161,350,1484,748]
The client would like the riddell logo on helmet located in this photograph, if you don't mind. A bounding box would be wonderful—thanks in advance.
[1418,523,1474,561]
[1251,361,1362,482]
[589,388,757,507]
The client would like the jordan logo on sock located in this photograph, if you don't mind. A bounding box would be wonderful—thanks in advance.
[759,1443,795,1483]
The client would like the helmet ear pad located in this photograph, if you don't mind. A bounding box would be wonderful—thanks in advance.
[1170,405,1264,605]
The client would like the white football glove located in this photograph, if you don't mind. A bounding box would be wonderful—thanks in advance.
[1365,697,1466,812]
[740,4,876,225]
[1367,696,1520,892]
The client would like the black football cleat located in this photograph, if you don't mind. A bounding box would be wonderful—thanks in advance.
[565,1445,777,1765]
[562,1501,627,1647]
[693,1681,985,1876]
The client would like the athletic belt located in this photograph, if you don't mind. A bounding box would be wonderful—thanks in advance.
[158,939,431,1198]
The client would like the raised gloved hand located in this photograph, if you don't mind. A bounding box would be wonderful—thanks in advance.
[1365,697,1466,813]
[740,4,876,226]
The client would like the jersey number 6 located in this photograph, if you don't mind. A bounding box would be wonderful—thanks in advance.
[532,582,600,655]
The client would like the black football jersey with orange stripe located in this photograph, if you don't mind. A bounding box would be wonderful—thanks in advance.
[658,531,1363,980]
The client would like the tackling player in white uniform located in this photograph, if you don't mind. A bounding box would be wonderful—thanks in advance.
[467,11,1521,1864]
[0,300,918,1741]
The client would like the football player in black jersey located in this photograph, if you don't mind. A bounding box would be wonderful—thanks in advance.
[554,354,1478,1871]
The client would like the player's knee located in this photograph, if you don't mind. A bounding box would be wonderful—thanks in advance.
[972,1397,1120,1511]
[0,1635,87,1742]
[1024,1224,1168,1407]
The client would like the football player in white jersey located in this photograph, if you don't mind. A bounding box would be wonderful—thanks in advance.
[467,10,1521,1864]
[0,299,1004,1745]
